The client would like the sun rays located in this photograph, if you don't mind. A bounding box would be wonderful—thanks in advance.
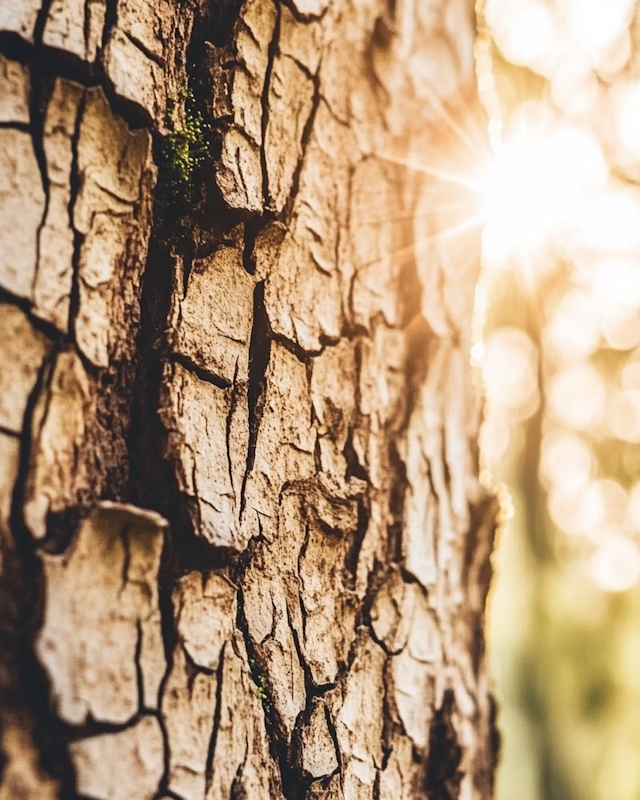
[361,89,614,296]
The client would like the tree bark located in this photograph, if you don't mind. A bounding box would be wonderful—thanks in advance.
[0,2,499,799]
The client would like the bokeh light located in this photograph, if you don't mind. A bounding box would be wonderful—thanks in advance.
[612,81,640,161]
[481,102,607,268]
[479,1,640,799]
[544,289,601,360]
[573,187,640,253]
[548,363,606,430]
[540,430,595,496]
[483,326,539,413]
[591,536,640,592]
[608,389,640,442]
[486,0,556,69]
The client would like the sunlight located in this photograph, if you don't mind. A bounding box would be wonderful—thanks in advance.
[550,65,599,116]
[620,359,640,392]
[549,478,627,539]
[587,257,640,309]
[486,0,556,69]
[600,306,640,351]
[548,363,606,430]
[573,186,640,252]
[628,481,640,531]
[544,289,600,360]
[563,0,635,56]
[608,389,640,442]
[480,103,608,268]
[483,327,539,413]
[482,0,640,796]
[540,430,595,498]
[591,535,640,593]
[612,80,640,160]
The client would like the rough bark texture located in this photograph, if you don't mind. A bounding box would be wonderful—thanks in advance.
[0,1,498,799]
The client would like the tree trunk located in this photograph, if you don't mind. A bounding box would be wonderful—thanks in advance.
[0,1,499,799]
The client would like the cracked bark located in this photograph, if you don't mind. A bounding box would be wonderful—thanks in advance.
[0,1,499,799]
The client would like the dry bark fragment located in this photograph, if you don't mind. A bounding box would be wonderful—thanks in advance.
[333,633,386,800]
[377,737,414,800]
[243,526,308,740]
[162,571,237,800]
[162,645,218,800]
[291,699,339,779]
[205,634,284,800]
[103,28,166,124]
[23,348,94,540]
[370,569,413,654]
[306,774,343,800]
[0,304,50,435]
[0,129,46,300]
[20,83,156,544]
[298,510,359,686]
[0,434,19,537]
[279,4,323,72]
[69,714,165,800]
[263,102,347,351]
[168,235,256,383]
[209,0,278,212]
[241,342,316,541]
[116,0,167,60]
[43,0,106,61]
[288,0,330,17]
[36,502,167,725]
[391,591,443,749]
[348,158,406,332]
[0,429,58,800]
[73,86,155,367]
[0,1,40,42]
[0,723,59,800]
[0,53,30,123]
[160,360,245,549]
[264,51,316,211]
[175,571,237,670]
[34,78,83,332]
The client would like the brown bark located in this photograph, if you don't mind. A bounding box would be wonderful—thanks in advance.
[0,1,499,799]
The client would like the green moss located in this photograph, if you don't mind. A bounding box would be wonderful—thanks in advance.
[248,657,271,713]
[157,86,211,209]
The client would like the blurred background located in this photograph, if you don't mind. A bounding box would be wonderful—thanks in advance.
[476,2,640,800]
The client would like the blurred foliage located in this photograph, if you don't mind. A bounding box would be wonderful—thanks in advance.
[481,2,640,799]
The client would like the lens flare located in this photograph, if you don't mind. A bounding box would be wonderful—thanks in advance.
[480,103,607,268]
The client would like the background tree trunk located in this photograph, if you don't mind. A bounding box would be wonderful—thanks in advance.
[0,1,499,799]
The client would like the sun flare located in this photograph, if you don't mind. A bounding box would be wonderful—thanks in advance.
[479,103,608,268]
